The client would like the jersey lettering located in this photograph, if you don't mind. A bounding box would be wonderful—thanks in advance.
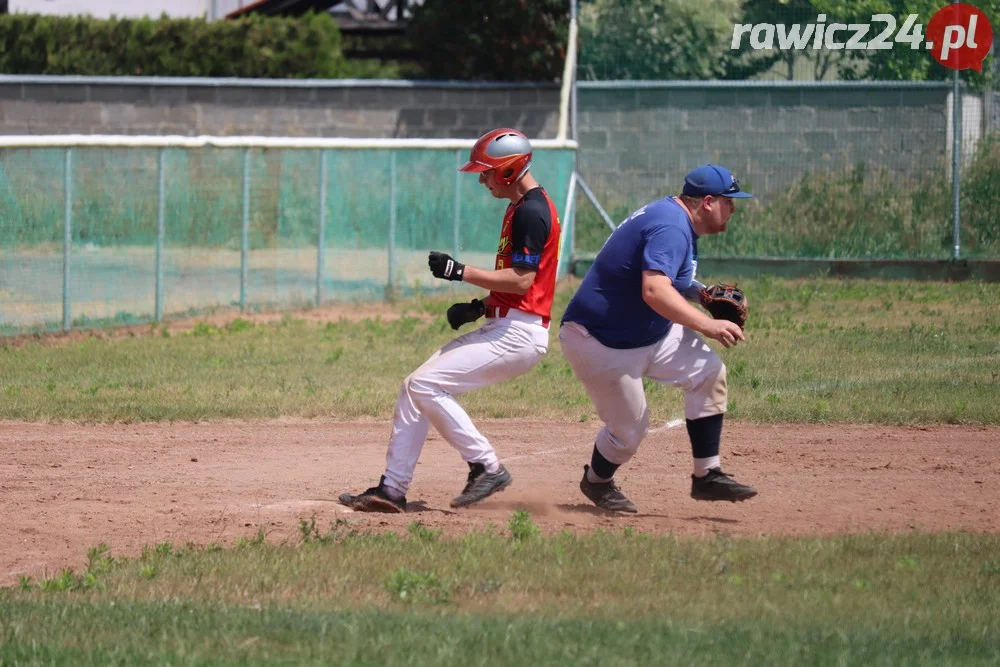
[497,235,512,255]
[619,205,648,228]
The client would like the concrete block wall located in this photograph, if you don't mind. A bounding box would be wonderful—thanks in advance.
[576,83,952,203]
[0,77,562,140]
[0,77,963,202]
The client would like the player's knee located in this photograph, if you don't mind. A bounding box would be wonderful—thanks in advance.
[402,373,428,400]
[695,354,727,395]
[607,413,649,456]
[686,358,728,417]
[405,374,440,408]
[712,359,728,394]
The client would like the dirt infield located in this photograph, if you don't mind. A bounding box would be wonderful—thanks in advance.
[2,419,998,585]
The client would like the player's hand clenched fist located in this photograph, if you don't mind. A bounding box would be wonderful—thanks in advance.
[447,299,485,330]
[428,251,465,281]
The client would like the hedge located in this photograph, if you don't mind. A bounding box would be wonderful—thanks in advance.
[0,12,344,78]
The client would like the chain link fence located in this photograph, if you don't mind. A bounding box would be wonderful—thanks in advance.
[572,80,1000,260]
[571,1,1000,264]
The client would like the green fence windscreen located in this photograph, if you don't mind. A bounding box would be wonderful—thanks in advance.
[0,145,576,336]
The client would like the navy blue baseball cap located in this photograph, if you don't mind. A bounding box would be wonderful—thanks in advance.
[682,164,753,199]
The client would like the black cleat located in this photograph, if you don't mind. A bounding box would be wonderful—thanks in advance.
[579,464,638,513]
[338,476,406,513]
[690,467,758,502]
[451,462,512,508]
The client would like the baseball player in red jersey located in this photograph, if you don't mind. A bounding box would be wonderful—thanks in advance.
[339,128,561,512]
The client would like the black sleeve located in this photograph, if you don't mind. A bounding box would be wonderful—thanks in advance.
[509,199,552,271]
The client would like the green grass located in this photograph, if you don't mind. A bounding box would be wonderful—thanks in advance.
[3,520,999,664]
[1,277,998,424]
[3,603,997,666]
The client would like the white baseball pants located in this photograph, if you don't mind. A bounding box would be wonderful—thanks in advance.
[383,311,549,495]
[558,321,727,466]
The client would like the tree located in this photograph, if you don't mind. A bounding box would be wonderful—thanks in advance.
[408,0,569,82]
[578,0,779,80]
[738,0,821,80]
[814,0,999,87]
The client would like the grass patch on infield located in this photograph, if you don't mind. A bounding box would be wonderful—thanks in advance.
[0,277,997,424]
[2,519,999,664]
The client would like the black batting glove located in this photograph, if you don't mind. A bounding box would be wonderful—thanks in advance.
[428,251,465,281]
[446,299,485,331]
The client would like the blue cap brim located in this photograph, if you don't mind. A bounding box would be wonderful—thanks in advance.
[724,192,753,199]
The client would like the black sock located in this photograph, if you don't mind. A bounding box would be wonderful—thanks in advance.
[590,445,620,480]
[686,414,724,460]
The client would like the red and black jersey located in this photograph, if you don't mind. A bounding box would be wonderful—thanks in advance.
[489,187,561,324]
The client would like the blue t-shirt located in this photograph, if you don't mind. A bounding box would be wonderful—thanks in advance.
[562,196,698,349]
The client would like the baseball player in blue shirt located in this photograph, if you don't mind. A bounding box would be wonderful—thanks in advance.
[560,164,758,512]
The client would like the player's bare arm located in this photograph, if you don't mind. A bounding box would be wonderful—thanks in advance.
[427,252,535,295]
[429,184,548,297]
[641,270,744,348]
[461,265,534,295]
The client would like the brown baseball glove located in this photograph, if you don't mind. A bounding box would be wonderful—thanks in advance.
[700,283,748,329]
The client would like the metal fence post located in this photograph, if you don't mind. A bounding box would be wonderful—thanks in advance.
[570,0,579,146]
[453,149,461,259]
[241,147,251,313]
[316,149,328,307]
[951,59,962,260]
[388,151,397,298]
[560,172,577,278]
[570,0,579,270]
[155,148,166,322]
[62,148,73,332]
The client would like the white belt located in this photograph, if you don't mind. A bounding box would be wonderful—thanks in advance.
[486,306,545,327]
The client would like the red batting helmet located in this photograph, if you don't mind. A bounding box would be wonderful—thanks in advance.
[459,128,533,186]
